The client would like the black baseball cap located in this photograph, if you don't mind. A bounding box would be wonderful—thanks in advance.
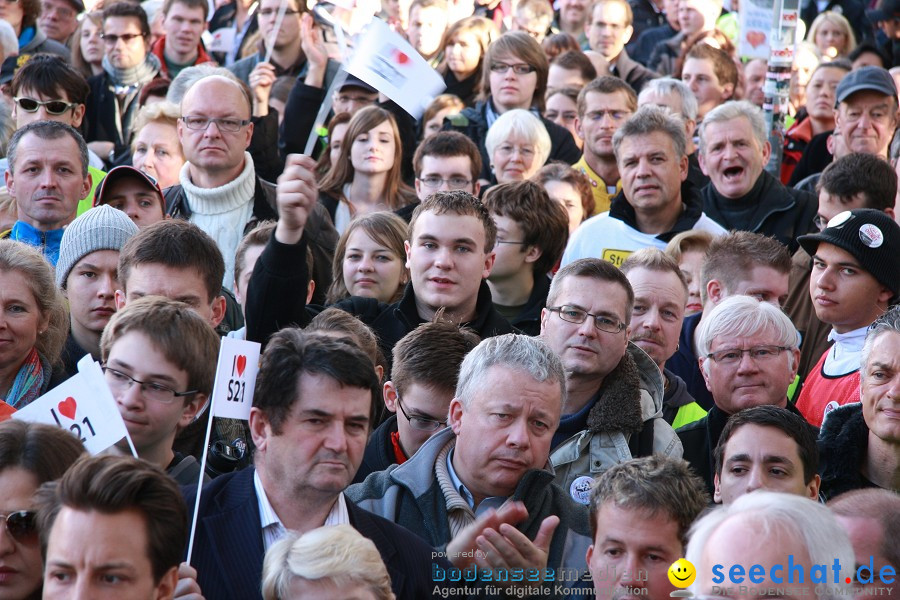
[340,74,377,94]
[867,0,900,23]
[835,66,898,106]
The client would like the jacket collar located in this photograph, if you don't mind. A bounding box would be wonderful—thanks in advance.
[395,279,501,333]
[609,178,705,242]
[585,342,664,434]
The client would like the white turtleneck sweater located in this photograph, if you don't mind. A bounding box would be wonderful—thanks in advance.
[180,152,256,291]
[823,325,868,376]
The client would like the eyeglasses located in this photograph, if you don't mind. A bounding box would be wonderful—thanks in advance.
[180,116,252,132]
[1,511,37,544]
[705,345,791,365]
[396,396,447,432]
[0,0,20,4]
[258,8,300,16]
[496,239,526,245]
[41,1,74,17]
[102,365,198,404]
[335,93,377,106]
[547,305,626,334]
[13,97,78,115]
[416,176,472,190]
[495,143,536,158]
[101,32,144,45]
[489,62,536,75]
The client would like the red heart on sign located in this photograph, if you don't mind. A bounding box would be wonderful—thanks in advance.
[236,355,247,377]
[58,397,77,420]
[746,31,766,49]
[393,49,409,65]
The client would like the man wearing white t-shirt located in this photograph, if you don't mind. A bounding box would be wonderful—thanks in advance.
[560,105,725,269]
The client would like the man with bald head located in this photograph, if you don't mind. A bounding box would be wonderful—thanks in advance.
[164,71,337,295]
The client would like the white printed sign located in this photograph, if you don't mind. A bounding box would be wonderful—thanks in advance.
[13,355,135,455]
[345,18,446,118]
[210,337,260,421]
[738,0,774,60]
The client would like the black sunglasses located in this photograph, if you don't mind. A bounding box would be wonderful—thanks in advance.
[13,96,78,115]
[1,510,37,544]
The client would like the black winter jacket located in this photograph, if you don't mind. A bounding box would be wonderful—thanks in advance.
[701,170,818,253]
[818,403,881,501]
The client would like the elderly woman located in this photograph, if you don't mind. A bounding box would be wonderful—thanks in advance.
[445,31,580,184]
[130,101,185,190]
[0,421,85,599]
[262,525,396,600]
[484,109,551,185]
[0,241,68,410]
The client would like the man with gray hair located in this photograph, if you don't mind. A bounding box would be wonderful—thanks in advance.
[699,100,818,253]
[686,491,856,600]
[676,295,805,493]
[561,105,725,268]
[163,72,337,300]
[637,77,709,189]
[1,121,91,265]
[818,306,900,500]
[347,333,593,596]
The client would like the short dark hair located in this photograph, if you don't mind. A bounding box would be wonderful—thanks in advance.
[413,131,483,183]
[589,455,709,547]
[11,54,90,106]
[0,420,85,484]
[102,1,151,37]
[547,258,635,323]
[391,317,480,396]
[163,0,209,21]
[701,231,791,294]
[714,405,819,485]
[550,50,597,83]
[20,0,41,30]
[848,41,888,68]
[685,43,738,89]
[817,152,897,211]
[118,220,225,303]
[482,179,569,275]
[307,307,385,373]
[577,76,637,119]
[35,455,187,583]
[7,120,88,177]
[409,190,498,252]
[253,329,381,435]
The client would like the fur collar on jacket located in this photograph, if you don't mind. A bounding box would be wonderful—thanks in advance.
[585,348,647,436]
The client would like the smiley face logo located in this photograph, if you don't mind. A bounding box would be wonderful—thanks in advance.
[668,558,696,588]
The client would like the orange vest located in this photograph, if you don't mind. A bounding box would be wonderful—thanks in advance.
[795,350,861,427]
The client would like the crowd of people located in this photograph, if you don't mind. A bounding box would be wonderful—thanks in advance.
[0,0,898,597]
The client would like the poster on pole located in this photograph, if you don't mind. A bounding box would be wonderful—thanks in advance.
[13,355,136,456]
[739,0,774,60]
[345,18,446,119]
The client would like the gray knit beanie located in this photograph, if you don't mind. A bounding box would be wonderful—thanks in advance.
[56,205,140,288]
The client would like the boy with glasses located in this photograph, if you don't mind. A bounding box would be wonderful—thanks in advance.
[408,131,482,218]
[354,319,480,483]
[101,296,219,485]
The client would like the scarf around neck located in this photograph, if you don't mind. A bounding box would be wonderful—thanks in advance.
[102,52,161,87]
[3,347,49,410]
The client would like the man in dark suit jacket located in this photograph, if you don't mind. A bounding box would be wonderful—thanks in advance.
[183,330,443,600]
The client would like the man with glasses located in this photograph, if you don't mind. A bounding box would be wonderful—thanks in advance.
[167,71,337,294]
[834,66,900,160]
[38,0,81,43]
[784,153,897,384]
[794,209,900,427]
[85,2,161,167]
[677,295,805,494]
[586,0,658,94]
[410,131,482,211]
[102,296,219,485]
[4,54,105,215]
[483,180,569,335]
[354,319,480,483]
[562,104,725,267]
[540,258,682,501]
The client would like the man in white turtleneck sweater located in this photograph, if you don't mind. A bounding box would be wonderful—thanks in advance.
[164,71,337,300]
